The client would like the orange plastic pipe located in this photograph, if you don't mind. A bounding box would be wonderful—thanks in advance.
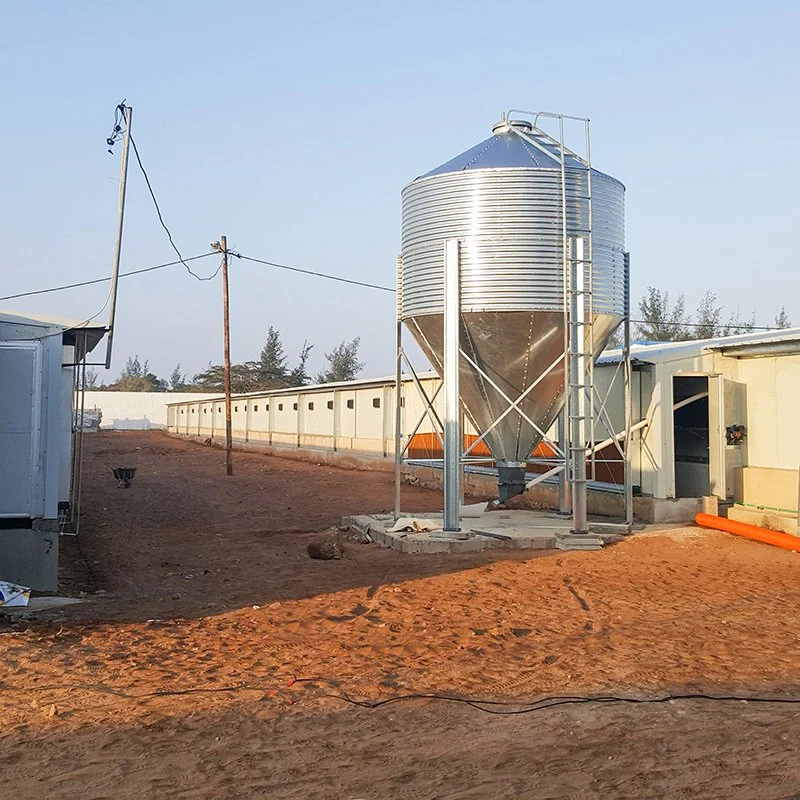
[695,512,800,552]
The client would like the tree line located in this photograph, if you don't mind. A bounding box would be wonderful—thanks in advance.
[87,328,365,392]
[635,289,790,342]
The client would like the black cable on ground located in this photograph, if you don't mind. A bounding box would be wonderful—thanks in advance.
[4,675,800,716]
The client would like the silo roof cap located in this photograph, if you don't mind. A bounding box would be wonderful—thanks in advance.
[418,120,586,179]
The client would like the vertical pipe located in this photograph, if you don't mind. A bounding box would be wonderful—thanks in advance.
[221,235,233,476]
[623,252,634,527]
[105,104,132,370]
[571,238,588,533]
[394,321,403,521]
[68,348,80,524]
[394,256,403,521]
[585,118,596,482]
[459,408,466,507]
[74,335,88,535]
[559,115,571,519]
[442,239,462,534]
[558,408,571,514]
[332,390,338,451]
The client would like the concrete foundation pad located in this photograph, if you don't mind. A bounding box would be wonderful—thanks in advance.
[555,533,604,551]
[344,510,627,554]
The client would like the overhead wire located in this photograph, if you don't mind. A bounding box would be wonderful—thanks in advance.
[126,132,221,282]
[233,253,395,293]
[0,253,218,302]
[2,248,785,334]
[630,319,776,332]
[3,279,117,342]
[107,100,220,282]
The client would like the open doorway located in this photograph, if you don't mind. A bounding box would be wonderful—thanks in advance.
[673,376,710,497]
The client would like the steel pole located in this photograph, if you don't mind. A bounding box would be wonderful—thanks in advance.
[104,103,132,369]
[558,407,571,514]
[394,255,404,520]
[221,235,233,476]
[442,239,463,534]
[623,252,634,528]
[570,237,588,533]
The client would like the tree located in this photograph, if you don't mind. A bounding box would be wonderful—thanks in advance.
[191,361,263,393]
[722,308,756,337]
[288,340,314,386]
[258,326,288,385]
[694,291,723,339]
[169,364,186,391]
[82,368,100,389]
[775,307,791,329]
[107,355,168,392]
[316,337,365,383]
[636,288,691,342]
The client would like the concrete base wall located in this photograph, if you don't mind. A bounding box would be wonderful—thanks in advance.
[733,466,799,514]
[728,505,799,535]
[0,525,59,592]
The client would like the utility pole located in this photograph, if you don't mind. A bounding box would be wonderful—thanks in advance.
[221,235,233,475]
[105,102,133,369]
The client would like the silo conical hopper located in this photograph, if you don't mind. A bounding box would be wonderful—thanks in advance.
[400,116,626,502]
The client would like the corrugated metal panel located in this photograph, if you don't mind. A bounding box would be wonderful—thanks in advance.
[401,168,625,317]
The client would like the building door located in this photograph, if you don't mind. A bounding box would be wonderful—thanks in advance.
[672,375,710,498]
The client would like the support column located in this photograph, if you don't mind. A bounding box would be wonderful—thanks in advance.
[558,408,571,515]
[570,237,588,533]
[442,238,464,535]
[623,252,634,528]
[394,317,403,520]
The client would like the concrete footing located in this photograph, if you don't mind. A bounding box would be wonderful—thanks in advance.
[343,510,626,554]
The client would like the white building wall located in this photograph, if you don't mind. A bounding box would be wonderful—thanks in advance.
[738,355,800,470]
[83,391,218,429]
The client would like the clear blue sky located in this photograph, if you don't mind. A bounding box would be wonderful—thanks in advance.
[1,0,798,382]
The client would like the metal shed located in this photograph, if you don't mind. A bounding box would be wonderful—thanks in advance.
[0,311,105,591]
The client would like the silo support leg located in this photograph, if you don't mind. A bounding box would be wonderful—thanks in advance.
[441,238,466,536]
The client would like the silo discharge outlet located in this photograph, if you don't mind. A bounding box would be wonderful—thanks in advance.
[497,464,527,504]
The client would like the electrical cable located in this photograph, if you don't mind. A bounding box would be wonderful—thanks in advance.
[106,100,219,282]
[3,280,116,342]
[234,253,396,293]
[3,674,799,716]
[126,132,221,282]
[0,253,217,302]
[629,319,776,332]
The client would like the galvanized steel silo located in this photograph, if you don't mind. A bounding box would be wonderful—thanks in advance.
[400,116,626,495]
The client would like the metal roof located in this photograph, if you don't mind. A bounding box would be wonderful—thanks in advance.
[598,328,800,366]
[0,310,107,331]
[0,310,107,359]
[419,129,585,179]
[166,371,441,406]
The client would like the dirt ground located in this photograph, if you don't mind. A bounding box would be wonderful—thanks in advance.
[2,431,800,799]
